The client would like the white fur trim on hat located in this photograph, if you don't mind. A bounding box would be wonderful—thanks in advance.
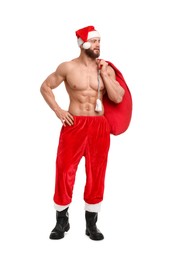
[77,30,100,49]
[77,37,84,46]
[87,30,100,40]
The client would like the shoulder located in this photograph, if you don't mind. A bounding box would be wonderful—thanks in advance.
[107,64,116,77]
[55,60,76,76]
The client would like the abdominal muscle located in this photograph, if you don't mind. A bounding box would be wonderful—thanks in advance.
[69,101,104,116]
[67,90,105,116]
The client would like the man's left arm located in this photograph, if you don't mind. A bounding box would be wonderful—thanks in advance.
[98,60,125,103]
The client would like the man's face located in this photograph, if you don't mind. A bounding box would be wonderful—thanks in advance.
[85,38,100,59]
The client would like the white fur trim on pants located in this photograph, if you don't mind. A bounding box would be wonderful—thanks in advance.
[54,202,101,212]
[85,202,101,213]
[54,203,70,212]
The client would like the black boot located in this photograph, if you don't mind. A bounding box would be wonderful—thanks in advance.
[85,211,104,241]
[49,207,70,239]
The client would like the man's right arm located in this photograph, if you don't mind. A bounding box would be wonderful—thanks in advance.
[40,63,74,126]
[40,68,63,113]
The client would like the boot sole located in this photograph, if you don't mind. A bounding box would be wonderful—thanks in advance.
[49,223,70,240]
[85,229,104,241]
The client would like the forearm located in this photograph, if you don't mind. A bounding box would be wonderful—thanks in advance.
[101,73,125,103]
[40,84,74,125]
[40,84,61,114]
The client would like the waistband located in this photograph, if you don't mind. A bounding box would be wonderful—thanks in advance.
[61,115,110,133]
[72,115,105,119]
[72,115,106,122]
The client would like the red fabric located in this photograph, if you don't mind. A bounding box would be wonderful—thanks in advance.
[54,116,110,206]
[103,61,133,135]
[75,25,96,42]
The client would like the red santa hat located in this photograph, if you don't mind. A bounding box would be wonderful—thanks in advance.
[75,25,100,49]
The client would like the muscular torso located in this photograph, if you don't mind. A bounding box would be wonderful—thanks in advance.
[63,59,105,116]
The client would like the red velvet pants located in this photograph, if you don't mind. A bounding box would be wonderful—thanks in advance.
[53,116,110,206]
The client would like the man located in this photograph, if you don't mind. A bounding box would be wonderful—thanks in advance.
[40,25,125,241]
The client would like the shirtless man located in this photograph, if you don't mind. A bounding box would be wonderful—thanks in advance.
[40,25,125,241]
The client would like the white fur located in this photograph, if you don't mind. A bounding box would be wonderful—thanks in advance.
[95,99,102,112]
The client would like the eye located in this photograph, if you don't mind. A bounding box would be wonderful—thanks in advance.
[89,38,100,44]
[90,39,95,43]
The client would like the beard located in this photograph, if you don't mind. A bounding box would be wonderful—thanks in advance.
[85,48,100,59]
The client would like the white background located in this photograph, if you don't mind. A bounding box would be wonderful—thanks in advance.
[0,0,177,259]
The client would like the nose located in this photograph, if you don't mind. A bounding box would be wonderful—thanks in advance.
[96,41,100,47]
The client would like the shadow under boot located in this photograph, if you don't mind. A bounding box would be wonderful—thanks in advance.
[49,207,70,240]
[85,211,104,241]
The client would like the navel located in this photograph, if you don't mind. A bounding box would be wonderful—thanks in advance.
[85,105,90,111]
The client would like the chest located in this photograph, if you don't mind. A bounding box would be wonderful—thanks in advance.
[66,68,104,91]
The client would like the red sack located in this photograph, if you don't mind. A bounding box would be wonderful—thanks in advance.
[103,61,133,135]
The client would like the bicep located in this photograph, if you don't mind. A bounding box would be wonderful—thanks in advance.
[45,71,64,90]
[108,66,116,80]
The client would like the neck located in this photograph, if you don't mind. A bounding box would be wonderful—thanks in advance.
[78,54,98,67]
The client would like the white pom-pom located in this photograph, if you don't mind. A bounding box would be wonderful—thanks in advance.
[83,42,91,49]
[95,99,102,112]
